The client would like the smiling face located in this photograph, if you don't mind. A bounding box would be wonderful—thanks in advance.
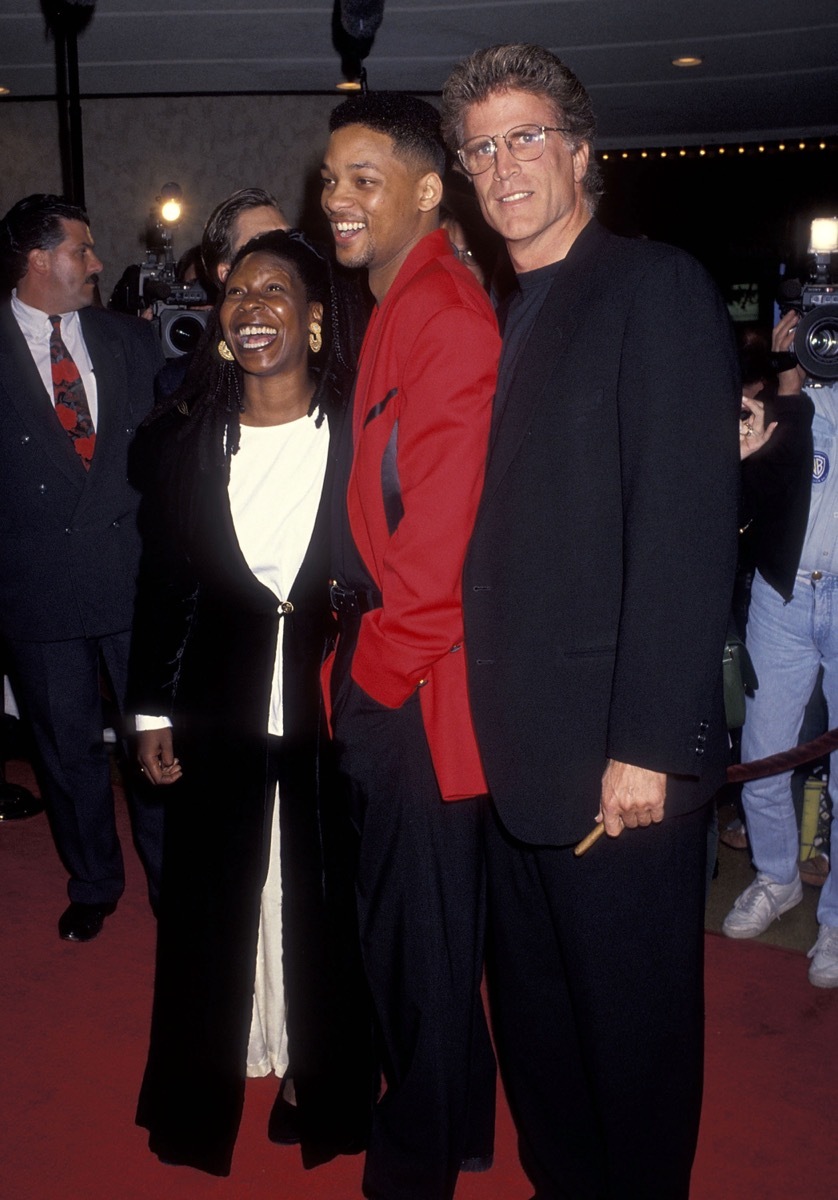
[321,123,441,301]
[460,89,591,273]
[23,218,103,313]
[219,251,322,380]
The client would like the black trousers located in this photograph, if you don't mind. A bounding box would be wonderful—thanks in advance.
[484,803,708,1200]
[4,631,163,907]
[331,664,495,1200]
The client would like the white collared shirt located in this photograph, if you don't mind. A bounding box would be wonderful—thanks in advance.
[10,291,99,428]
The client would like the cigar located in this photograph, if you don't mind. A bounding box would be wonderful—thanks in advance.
[574,823,606,857]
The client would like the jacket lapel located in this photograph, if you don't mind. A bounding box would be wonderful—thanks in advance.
[0,303,83,485]
[79,307,125,486]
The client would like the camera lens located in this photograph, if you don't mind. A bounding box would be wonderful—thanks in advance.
[795,304,838,381]
[160,309,210,358]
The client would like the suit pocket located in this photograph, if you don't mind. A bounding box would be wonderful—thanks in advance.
[563,644,616,658]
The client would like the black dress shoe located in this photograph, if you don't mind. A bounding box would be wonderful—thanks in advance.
[0,782,44,820]
[267,1082,301,1145]
[58,901,117,942]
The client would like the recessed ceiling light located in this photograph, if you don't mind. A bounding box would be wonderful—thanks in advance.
[672,55,703,68]
[335,80,362,92]
[0,86,10,96]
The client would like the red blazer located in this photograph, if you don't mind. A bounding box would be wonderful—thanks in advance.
[327,229,500,800]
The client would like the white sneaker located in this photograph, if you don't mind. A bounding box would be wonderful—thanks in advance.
[722,873,803,939]
[807,925,838,988]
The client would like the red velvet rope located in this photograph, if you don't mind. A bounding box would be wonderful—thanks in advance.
[727,727,838,783]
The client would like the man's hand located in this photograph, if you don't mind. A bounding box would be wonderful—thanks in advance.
[739,395,777,459]
[772,310,808,394]
[599,759,666,837]
[137,727,182,786]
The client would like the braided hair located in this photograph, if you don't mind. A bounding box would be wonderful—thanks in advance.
[147,229,365,475]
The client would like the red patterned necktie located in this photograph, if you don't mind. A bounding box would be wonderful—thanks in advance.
[48,314,96,469]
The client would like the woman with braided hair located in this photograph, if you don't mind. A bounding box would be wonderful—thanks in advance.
[129,229,374,1176]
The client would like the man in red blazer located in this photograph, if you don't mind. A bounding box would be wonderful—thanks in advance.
[320,93,500,1200]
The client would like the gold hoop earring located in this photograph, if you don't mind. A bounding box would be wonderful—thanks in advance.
[217,339,235,362]
[308,321,322,354]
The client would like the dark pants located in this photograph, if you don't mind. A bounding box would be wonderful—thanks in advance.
[484,803,708,1200]
[5,631,163,906]
[332,664,495,1200]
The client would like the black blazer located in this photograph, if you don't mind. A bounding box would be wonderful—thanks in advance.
[464,220,741,846]
[0,302,164,641]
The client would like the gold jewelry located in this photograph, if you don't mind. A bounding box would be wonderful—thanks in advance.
[308,321,322,354]
[217,338,235,362]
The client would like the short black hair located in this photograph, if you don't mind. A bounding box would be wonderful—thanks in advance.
[329,92,447,177]
[0,193,89,287]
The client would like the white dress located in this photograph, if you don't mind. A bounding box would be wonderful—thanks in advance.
[224,413,329,1079]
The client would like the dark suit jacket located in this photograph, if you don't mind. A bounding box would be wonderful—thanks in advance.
[0,302,163,642]
[464,220,741,846]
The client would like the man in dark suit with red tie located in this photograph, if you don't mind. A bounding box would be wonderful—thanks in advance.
[0,194,165,942]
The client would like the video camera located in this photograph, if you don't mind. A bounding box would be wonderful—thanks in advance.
[139,260,210,359]
[776,217,838,382]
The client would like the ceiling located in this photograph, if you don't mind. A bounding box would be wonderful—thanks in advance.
[1,0,837,148]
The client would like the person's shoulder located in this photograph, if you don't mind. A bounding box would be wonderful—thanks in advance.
[598,227,713,291]
[83,305,160,349]
[401,253,494,328]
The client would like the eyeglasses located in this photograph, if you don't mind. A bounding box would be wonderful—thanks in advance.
[457,124,570,176]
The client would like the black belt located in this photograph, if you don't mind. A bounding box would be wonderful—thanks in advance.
[329,580,382,617]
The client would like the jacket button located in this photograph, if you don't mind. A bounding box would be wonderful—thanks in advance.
[279,601,294,614]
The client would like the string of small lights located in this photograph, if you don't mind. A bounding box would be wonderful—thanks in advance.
[599,138,836,162]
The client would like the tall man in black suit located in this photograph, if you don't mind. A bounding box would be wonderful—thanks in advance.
[0,194,165,942]
[441,46,741,1199]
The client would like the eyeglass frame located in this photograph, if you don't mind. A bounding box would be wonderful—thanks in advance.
[456,124,571,176]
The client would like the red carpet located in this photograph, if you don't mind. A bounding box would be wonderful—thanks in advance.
[1,761,835,1199]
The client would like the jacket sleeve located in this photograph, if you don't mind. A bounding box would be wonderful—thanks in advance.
[351,303,499,707]
[127,418,199,718]
[605,249,741,775]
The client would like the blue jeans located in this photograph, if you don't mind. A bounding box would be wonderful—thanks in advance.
[741,570,838,927]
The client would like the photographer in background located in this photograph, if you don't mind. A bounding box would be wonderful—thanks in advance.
[723,300,837,987]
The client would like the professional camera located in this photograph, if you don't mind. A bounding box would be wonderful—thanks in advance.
[140,264,210,359]
[777,217,838,382]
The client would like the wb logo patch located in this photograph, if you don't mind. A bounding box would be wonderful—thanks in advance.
[813,452,829,483]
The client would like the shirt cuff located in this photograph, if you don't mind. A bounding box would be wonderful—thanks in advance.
[135,714,173,731]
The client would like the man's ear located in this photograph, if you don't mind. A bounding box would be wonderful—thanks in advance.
[26,247,50,278]
[417,171,443,214]
[572,142,590,184]
[309,301,324,325]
